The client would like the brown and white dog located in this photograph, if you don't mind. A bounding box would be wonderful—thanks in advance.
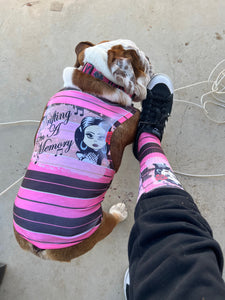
[14,39,153,262]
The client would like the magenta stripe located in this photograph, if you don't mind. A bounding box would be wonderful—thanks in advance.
[14,220,98,242]
[139,132,160,141]
[138,133,160,152]
[17,188,104,208]
[117,115,132,123]
[49,96,119,118]
[15,196,101,218]
[53,90,100,103]
[52,90,131,114]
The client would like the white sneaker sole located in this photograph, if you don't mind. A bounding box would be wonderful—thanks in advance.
[124,268,130,300]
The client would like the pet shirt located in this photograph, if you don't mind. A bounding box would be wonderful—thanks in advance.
[13,89,136,249]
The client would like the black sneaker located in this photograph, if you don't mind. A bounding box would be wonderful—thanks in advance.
[133,74,173,159]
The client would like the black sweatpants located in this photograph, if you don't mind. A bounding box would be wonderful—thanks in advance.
[128,188,225,300]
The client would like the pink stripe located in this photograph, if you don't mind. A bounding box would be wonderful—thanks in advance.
[53,90,99,102]
[17,187,104,209]
[49,97,124,120]
[50,90,132,118]
[15,195,101,218]
[117,114,133,124]
[52,90,129,113]
[138,133,160,152]
[14,221,100,249]
[49,95,108,114]
[139,132,160,142]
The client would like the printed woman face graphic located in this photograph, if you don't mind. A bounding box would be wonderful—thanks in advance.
[83,125,106,151]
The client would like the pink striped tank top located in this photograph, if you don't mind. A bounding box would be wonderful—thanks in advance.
[13,89,136,249]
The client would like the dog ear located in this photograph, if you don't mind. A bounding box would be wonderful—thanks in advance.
[74,41,95,67]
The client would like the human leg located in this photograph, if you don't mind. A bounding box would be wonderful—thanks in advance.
[127,188,225,300]
[136,132,183,201]
[125,74,225,300]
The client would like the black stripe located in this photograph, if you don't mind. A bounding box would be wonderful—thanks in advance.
[139,143,164,154]
[138,143,164,161]
[14,205,102,228]
[25,169,110,191]
[21,178,106,198]
[14,213,101,237]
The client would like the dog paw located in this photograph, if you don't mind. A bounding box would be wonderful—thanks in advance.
[109,202,128,222]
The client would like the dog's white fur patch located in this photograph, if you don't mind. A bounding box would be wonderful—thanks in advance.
[109,202,128,222]
[63,67,80,89]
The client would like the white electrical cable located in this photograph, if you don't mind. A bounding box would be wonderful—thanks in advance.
[1,60,225,196]
[0,120,39,196]
[174,80,212,92]
[0,120,39,125]
[0,175,24,197]
[174,58,225,124]
[173,59,225,177]
[174,170,225,178]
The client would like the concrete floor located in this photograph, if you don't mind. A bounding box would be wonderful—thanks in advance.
[1,0,225,299]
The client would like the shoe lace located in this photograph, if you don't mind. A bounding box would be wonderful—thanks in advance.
[140,94,171,126]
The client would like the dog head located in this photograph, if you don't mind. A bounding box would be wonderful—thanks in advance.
[74,39,153,102]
